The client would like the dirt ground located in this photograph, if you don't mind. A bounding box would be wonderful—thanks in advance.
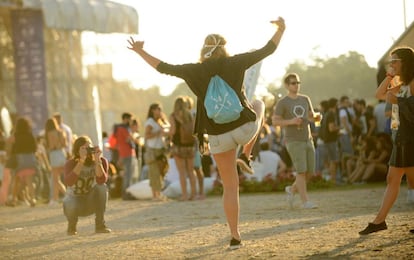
[1,185,413,259]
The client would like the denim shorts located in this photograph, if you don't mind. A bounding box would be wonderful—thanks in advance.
[208,121,259,154]
[49,149,66,168]
[16,153,37,171]
[339,134,353,155]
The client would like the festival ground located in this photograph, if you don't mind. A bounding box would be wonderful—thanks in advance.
[1,185,413,259]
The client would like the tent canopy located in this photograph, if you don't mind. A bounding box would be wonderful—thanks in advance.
[22,0,138,33]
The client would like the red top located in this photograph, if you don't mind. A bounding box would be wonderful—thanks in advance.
[115,125,135,158]
[64,157,108,195]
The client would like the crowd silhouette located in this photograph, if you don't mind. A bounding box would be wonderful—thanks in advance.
[0,92,412,206]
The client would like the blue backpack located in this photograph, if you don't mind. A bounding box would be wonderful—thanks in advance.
[204,75,243,124]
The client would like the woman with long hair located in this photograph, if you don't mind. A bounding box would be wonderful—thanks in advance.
[169,96,197,201]
[144,103,170,201]
[360,47,414,235]
[128,17,285,249]
[44,117,67,205]
[11,117,37,206]
[63,136,111,235]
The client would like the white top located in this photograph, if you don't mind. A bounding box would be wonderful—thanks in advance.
[339,108,352,134]
[60,123,73,154]
[144,118,165,149]
[391,85,412,130]
[246,150,281,182]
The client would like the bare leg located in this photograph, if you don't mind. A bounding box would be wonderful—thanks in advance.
[241,100,265,157]
[213,149,240,240]
[51,167,66,201]
[346,158,355,181]
[0,168,12,204]
[194,167,205,199]
[10,175,19,205]
[329,161,337,184]
[372,166,405,224]
[406,171,414,189]
[175,156,188,200]
[291,172,309,203]
[348,162,366,183]
[361,163,387,182]
[23,170,36,206]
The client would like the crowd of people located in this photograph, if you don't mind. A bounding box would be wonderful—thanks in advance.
[0,16,413,249]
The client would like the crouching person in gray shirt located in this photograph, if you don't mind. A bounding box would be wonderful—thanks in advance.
[63,136,111,235]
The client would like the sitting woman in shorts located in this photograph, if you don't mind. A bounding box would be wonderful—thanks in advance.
[11,117,38,207]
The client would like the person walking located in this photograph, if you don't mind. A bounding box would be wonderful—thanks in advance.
[359,47,414,235]
[44,117,67,205]
[128,17,285,249]
[11,117,38,207]
[272,73,319,209]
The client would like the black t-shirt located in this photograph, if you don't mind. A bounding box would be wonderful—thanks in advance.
[156,41,277,137]
[12,133,37,154]
[320,110,339,143]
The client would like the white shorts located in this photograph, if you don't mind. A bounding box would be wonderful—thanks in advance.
[208,121,259,154]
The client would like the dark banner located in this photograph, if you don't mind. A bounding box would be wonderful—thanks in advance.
[11,9,48,135]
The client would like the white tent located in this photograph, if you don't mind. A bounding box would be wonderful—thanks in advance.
[21,0,138,33]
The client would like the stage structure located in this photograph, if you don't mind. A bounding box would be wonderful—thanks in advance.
[0,0,138,143]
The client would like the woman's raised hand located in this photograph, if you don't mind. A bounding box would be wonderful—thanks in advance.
[270,17,285,30]
[127,36,144,52]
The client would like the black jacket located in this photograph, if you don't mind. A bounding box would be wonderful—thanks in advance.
[157,41,277,139]
[396,95,414,143]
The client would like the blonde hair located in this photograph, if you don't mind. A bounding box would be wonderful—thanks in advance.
[199,34,229,62]
[173,96,193,123]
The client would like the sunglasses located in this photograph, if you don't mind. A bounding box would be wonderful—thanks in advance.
[289,81,301,85]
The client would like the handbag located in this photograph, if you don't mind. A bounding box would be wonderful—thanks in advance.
[156,154,169,177]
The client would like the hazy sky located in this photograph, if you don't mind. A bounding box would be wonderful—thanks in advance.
[88,0,414,96]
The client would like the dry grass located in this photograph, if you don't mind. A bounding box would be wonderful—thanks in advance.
[1,185,413,259]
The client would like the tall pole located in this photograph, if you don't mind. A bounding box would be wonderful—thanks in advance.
[403,0,407,29]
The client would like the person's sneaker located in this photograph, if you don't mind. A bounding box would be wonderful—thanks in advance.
[229,237,242,250]
[285,186,294,208]
[236,154,253,174]
[95,225,112,234]
[67,223,77,236]
[302,201,317,209]
[67,229,77,236]
[48,200,59,206]
[359,221,387,235]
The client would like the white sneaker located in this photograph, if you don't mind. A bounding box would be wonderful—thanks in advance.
[285,186,294,208]
[407,189,414,204]
[48,200,58,206]
[302,201,317,209]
